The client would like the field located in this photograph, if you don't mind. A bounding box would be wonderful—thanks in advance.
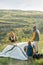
[0,10,43,44]
[0,38,43,65]
[0,10,43,65]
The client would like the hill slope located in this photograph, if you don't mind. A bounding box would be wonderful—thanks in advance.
[0,10,43,43]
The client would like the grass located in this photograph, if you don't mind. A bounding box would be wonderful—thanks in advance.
[0,36,43,65]
[0,57,43,65]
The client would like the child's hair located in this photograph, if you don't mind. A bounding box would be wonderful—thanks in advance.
[28,41,31,45]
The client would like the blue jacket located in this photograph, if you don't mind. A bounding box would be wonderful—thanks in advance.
[27,45,33,56]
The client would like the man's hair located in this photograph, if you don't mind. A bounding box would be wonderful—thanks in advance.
[33,26,36,30]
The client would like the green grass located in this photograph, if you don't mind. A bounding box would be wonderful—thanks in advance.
[0,57,43,65]
[0,35,43,65]
[0,10,43,43]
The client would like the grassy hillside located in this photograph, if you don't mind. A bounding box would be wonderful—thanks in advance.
[0,10,43,44]
[0,10,43,65]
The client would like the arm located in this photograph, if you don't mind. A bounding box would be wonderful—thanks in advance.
[31,32,36,42]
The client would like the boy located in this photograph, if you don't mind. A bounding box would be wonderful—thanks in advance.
[27,41,33,61]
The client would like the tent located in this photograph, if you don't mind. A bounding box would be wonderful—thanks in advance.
[0,42,28,60]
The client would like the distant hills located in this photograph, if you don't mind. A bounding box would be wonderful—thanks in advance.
[0,10,43,43]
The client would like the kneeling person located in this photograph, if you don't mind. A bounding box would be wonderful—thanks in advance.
[9,31,17,42]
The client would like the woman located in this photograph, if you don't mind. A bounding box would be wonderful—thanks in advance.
[9,31,17,42]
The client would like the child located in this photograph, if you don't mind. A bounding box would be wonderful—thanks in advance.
[27,41,33,61]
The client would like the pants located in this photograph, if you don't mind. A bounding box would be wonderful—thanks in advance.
[31,41,38,53]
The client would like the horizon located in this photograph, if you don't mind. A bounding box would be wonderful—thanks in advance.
[0,9,43,12]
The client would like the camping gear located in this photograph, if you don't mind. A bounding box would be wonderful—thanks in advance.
[0,42,28,60]
[0,42,43,60]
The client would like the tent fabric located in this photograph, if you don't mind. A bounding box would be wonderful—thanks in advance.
[0,42,28,60]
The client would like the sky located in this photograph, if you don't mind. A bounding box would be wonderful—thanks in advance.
[0,0,43,11]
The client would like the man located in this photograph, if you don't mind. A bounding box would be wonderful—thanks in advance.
[30,26,40,53]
